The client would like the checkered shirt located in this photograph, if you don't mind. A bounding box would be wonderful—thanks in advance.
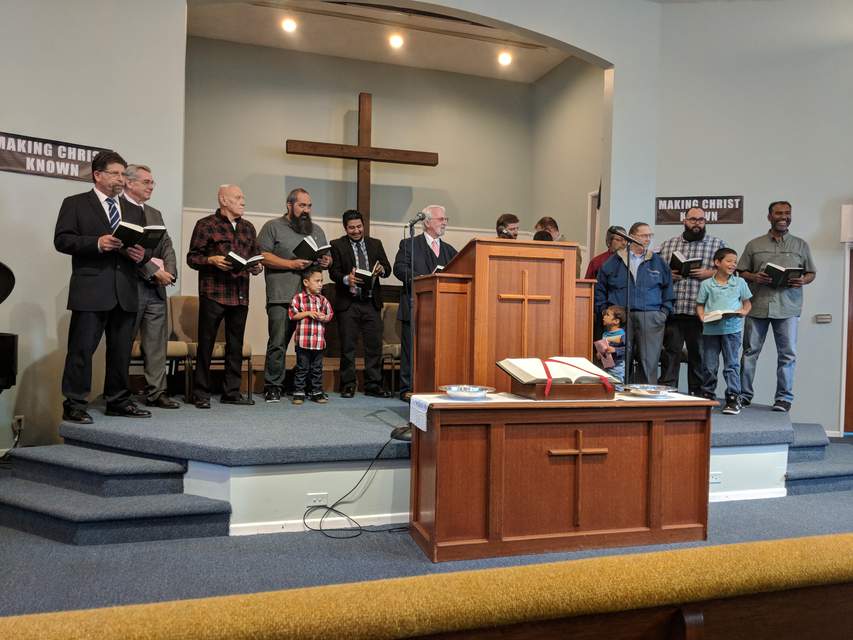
[186,209,260,306]
[289,291,334,350]
[657,234,726,315]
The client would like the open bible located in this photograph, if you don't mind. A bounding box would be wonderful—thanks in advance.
[762,262,804,288]
[702,309,742,323]
[226,251,264,273]
[669,251,703,277]
[497,356,618,385]
[112,221,167,250]
[354,261,382,289]
[293,236,332,262]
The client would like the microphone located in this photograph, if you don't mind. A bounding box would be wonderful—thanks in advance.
[609,227,642,245]
[408,211,427,226]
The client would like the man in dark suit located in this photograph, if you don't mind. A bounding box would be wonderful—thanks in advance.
[393,204,458,401]
[329,210,393,399]
[54,151,152,423]
[122,164,180,409]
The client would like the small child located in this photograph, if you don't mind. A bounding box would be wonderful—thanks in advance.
[696,247,752,414]
[288,265,334,405]
[601,305,626,382]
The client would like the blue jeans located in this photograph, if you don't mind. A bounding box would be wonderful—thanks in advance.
[607,361,625,383]
[740,317,798,403]
[702,332,741,398]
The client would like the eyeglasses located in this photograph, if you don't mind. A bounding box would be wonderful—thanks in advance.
[635,233,654,238]
[98,170,126,178]
[432,217,449,223]
[130,179,156,186]
[684,217,706,223]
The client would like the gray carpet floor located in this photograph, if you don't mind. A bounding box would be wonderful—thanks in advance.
[3,488,853,617]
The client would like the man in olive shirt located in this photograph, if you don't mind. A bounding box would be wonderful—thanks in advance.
[257,188,332,402]
[737,201,816,412]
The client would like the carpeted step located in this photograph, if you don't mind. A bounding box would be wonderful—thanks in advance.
[786,443,853,495]
[787,423,830,463]
[711,404,794,448]
[0,477,230,545]
[9,444,185,497]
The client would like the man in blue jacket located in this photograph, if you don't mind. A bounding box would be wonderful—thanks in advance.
[595,222,674,384]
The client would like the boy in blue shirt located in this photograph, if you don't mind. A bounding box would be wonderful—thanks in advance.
[696,248,752,414]
[601,305,626,382]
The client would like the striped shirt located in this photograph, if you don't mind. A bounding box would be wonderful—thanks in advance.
[288,291,334,350]
[657,233,726,316]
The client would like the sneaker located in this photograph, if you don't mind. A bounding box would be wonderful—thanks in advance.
[310,393,329,404]
[264,388,281,403]
[292,394,305,406]
[740,397,752,407]
[772,400,791,413]
[722,398,741,415]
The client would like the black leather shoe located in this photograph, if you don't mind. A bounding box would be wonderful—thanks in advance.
[365,388,392,398]
[341,386,355,398]
[147,395,181,409]
[195,398,211,409]
[105,403,152,418]
[220,394,255,406]
[62,406,93,424]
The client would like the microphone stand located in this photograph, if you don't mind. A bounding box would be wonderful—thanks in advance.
[389,220,418,442]
[620,237,644,386]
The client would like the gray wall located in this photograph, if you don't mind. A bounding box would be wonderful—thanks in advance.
[0,0,186,447]
[655,0,853,429]
[184,37,533,228]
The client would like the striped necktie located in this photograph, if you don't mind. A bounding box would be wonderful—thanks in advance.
[105,197,120,232]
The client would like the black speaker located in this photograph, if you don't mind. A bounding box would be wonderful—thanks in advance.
[0,333,16,391]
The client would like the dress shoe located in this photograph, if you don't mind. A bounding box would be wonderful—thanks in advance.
[220,394,255,406]
[340,386,355,398]
[105,403,152,418]
[195,398,211,409]
[147,395,181,409]
[365,388,392,399]
[310,393,329,404]
[62,406,93,424]
[399,391,412,403]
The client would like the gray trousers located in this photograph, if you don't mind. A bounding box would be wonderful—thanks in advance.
[627,310,667,385]
[134,284,168,401]
[264,303,295,390]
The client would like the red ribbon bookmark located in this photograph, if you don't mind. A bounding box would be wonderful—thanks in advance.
[540,358,615,398]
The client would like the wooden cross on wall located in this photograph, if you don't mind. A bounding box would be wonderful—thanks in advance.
[286,92,439,233]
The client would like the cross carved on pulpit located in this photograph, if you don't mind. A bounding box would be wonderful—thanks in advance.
[497,270,552,356]
[286,92,439,233]
[549,429,609,527]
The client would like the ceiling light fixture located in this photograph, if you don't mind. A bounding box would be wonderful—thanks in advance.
[498,51,512,66]
[389,34,404,49]
[281,18,297,33]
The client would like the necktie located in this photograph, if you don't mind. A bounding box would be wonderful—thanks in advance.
[431,239,440,257]
[106,197,120,232]
[356,240,368,271]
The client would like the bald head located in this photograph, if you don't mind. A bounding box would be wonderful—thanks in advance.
[218,184,245,220]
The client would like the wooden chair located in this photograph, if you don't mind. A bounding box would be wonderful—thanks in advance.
[130,307,191,397]
[381,303,402,392]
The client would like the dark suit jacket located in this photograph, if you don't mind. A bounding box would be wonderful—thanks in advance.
[329,236,392,312]
[392,233,457,323]
[124,198,177,301]
[54,190,145,312]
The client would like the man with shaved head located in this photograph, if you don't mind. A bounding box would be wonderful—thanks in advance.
[187,184,263,408]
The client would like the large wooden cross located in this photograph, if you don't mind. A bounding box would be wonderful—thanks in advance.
[286,92,438,233]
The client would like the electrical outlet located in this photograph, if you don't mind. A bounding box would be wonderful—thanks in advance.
[306,492,328,507]
[11,415,24,437]
[709,472,722,484]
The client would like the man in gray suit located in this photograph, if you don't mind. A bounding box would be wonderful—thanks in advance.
[122,164,180,408]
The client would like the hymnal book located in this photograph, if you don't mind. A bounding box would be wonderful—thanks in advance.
[762,262,804,288]
[293,236,331,262]
[354,261,382,289]
[226,251,264,273]
[432,265,445,274]
[112,222,166,250]
[497,356,618,385]
[703,309,741,323]
[669,251,703,277]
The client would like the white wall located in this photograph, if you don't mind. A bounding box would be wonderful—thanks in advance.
[0,0,187,446]
[654,0,853,430]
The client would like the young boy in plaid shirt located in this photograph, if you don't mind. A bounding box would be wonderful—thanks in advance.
[288,265,334,404]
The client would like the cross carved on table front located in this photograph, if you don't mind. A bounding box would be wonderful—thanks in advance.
[549,429,609,527]
[497,270,552,356]
[286,92,439,234]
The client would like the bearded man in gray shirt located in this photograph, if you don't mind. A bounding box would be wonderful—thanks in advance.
[257,188,332,402]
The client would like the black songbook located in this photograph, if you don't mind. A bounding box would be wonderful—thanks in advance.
[354,261,382,289]
[226,251,264,273]
[293,236,331,262]
[112,221,167,250]
[762,262,804,288]
[669,250,703,277]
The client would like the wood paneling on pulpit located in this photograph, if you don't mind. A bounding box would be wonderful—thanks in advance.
[413,238,594,392]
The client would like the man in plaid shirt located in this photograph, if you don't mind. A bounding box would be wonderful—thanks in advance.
[657,207,725,396]
[187,184,263,408]
[288,265,333,404]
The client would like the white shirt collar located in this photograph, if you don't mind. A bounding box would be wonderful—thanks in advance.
[123,192,144,208]
[424,232,440,247]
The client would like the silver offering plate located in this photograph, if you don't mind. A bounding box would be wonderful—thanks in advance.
[622,384,676,397]
[438,385,496,400]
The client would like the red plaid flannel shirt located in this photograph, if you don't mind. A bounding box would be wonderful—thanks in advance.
[187,210,260,306]
[288,291,333,350]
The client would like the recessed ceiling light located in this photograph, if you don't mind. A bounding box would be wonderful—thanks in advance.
[281,18,297,33]
[498,51,513,66]
[389,34,404,49]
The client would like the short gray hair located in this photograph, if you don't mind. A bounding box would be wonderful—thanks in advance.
[125,164,152,181]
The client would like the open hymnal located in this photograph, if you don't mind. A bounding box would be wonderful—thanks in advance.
[293,236,332,262]
[496,356,618,385]
[112,221,166,250]
[432,264,445,274]
[669,250,703,277]
[702,309,742,323]
[354,261,382,289]
[225,251,264,273]
[762,262,804,288]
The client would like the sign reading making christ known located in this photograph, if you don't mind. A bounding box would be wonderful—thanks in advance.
[655,196,744,225]
[0,132,109,183]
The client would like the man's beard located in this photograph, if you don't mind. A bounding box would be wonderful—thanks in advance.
[682,226,706,242]
[290,212,313,235]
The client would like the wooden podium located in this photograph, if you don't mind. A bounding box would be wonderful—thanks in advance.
[412,238,594,393]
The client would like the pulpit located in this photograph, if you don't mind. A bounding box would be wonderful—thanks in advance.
[412,238,594,392]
